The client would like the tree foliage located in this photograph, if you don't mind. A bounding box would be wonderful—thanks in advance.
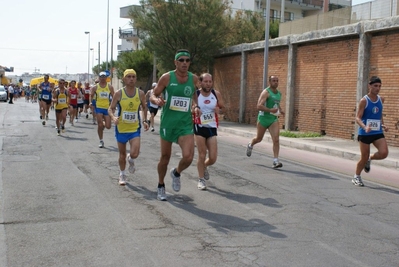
[227,10,266,45]
[125,0,278,76]
[130,0,233,74]
[115,49,153,80]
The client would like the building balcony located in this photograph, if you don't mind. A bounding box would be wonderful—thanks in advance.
[119,28,139,42]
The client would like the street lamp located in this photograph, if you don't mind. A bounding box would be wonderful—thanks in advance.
[106,0,109,71]
[84,31,90,82]
[90,48,94,74]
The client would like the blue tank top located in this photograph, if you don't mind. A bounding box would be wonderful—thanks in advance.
[40,82,52,100]
[358,95,383,136]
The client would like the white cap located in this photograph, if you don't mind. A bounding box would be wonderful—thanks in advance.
[152,82,157,87]
[99,71,107,77]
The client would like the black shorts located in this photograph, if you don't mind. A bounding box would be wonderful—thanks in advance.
[149,106,158,116]
[84,100,90,105]
[194,125,217,139]
[358,133,385,145]
[77,103,84,109]
[41,99,52,105]
[55,108,68,114]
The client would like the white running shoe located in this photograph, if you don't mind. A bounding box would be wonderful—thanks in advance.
[364,159,371,173]
[170,168,181,192]
[272,161,283,169]
[352,175,364,186]
[197,178,206,190]
[99,140,104,148]
[204,167,210,180]
[119,174,127,186]
[246,143,252,157]
[127,155,136,174]
[157,186,167,201]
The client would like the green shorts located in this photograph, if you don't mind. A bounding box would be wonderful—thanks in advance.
[160,127,194,143]
[258,115,278,129]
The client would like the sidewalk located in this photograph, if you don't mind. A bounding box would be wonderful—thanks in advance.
[218,119,399,171]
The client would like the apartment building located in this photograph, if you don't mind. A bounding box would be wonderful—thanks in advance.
[118,5,140,53]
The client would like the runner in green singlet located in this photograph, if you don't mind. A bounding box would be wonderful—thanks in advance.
[150,49,199,201]
[246,75,285,169]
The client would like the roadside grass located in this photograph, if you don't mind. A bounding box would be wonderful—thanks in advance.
[280,131,322,138]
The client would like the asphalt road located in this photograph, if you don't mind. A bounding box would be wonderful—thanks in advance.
[0,100,398,267]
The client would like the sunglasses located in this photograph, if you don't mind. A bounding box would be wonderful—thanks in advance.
[177,58,190,63]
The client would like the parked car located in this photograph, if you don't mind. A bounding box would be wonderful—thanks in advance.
[0,85,8,102]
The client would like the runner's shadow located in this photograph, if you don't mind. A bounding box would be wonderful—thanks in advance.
[207,187,282,208]
[366,185,399,195]
[168,195,287,238]
[254,163,338,180]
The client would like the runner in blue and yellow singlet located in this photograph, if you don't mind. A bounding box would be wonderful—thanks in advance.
[90,71,115,148]
[52,79,68,136]
[150,49,199,201]
[108,69,149,186]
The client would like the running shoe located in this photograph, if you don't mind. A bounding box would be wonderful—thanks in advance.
[157,186,167,201]
[246,143,253,157]
[170,168,181,192]
[197,178,206,190]
[272,161,283,169]
[151,127,155,132]
[119,174,127,186]
[204,167,210,180]
[40,115,42,120]
[42,120,46,126]
[57,130,60,136]
[127,155,136,174]
[99,140,104,148]
[61,125,65,133]
[86,114,89,119]
[46,115,49,121]
[352,175,364,186]
[364,158,371,173]
[75,118,78,123]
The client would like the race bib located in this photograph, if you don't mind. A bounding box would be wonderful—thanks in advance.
[85,90,91,94]
[42,95,50,100]
[122,111,137,123]
[99,92,109,99]
[200,112,215,125]
[170,96,190,112]
[270,104,280,116]
[366,119,380,131]
[70,94,77,99]
[58,98,66,104]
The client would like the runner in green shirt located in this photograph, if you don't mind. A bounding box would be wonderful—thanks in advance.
[246,75,285,169]
[150,49,199,201]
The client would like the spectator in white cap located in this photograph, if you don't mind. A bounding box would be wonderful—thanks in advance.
[145,82,160,132]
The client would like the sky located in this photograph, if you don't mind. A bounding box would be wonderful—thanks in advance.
[2,0,370,77]
[1,0,140,76]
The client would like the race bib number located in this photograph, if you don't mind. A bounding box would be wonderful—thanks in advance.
[70,94,77,99]
[170,96,190,112]
[99,92,109,99]
[366,119,380,131]
[122,111,137,123]
[85,90,91,94]
[42,95,50,100]
[200,112,215,125]
[58,98,66,104]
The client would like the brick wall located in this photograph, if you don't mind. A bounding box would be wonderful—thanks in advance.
[213,30,399,147]
[294,37,359,139]
[213,55,241,122]
[369,31,399,147]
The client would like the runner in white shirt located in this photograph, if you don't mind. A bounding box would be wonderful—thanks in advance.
[193,73,224,190]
